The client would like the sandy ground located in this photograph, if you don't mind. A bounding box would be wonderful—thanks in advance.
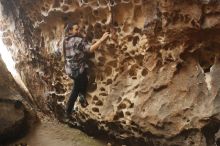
[10,119,107,146]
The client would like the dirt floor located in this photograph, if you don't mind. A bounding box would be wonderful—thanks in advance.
[9,119,108,146]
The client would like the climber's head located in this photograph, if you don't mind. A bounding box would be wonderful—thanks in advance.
[65,22,80,36]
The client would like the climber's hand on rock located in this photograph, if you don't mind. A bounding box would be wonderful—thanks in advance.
[90,32,110,52]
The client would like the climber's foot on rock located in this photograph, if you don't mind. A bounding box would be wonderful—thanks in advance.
[62,111,77,123]
[79,94,88,108]
[67,120,81,128]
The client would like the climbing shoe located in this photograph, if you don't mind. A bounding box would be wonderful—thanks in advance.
[63,111,77,123]
[79,94,88,108]
[62,112,71,123]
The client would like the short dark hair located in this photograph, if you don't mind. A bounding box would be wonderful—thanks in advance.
[64,22,77,34]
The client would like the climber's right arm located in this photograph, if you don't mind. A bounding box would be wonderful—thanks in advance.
[89,32,109,53]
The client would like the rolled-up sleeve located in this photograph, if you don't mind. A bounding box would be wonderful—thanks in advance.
[83,41,91,52]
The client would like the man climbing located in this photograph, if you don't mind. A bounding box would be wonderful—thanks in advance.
[63,22,109,119]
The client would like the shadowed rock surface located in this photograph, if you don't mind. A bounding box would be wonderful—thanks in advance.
[0,0,220,145]
[0,56,34,144]
[0,99,26,143]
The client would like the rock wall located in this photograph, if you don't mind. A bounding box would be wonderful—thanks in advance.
[1,0,220,145]
[0,55,36,144]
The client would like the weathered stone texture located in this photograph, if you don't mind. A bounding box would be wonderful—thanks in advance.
[0,56,35,144]
[1,0,220,145]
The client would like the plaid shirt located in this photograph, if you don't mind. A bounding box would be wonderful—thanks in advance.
[64,35,91,78]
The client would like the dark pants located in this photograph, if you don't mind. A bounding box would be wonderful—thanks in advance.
[66,70,88,114]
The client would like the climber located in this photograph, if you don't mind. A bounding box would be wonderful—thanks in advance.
[63,22,109,118]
